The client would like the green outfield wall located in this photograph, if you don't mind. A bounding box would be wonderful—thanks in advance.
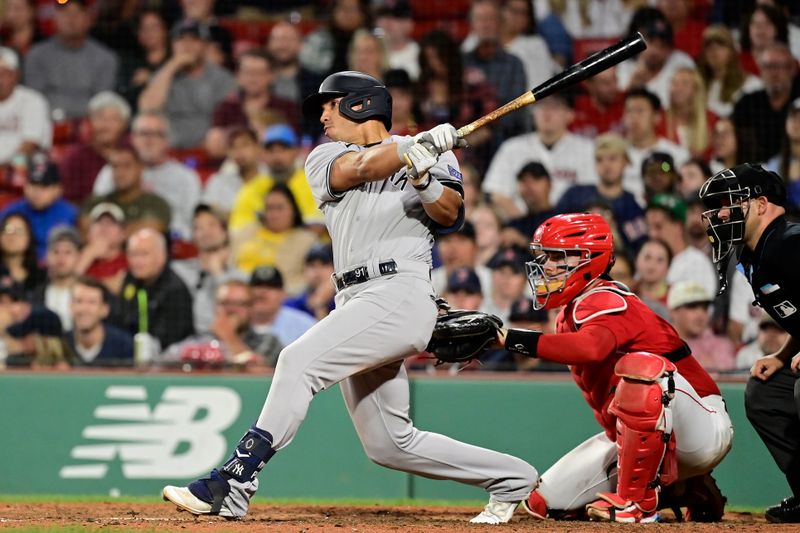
[0,372,780,507]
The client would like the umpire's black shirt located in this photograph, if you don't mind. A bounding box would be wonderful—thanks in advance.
[740,216,800,337]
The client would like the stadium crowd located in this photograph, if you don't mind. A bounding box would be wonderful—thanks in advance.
[0,0,796,375]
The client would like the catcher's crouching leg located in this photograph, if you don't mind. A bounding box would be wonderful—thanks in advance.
[587,352,678,523]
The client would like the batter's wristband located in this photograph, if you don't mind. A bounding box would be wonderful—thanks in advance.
[504,328,541,357]
[416,177,444,203]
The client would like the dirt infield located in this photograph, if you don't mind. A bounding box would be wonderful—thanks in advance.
[0,501,786,532]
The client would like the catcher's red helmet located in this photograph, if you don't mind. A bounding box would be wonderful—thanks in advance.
[528,213,615,309]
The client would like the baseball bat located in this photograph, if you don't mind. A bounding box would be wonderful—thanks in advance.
[457,32,647,138]
[407,33,646,178]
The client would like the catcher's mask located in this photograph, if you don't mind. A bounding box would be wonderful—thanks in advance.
[698,164,786,264]
[527,213,615,310]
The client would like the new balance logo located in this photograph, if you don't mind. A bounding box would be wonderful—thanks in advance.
[60,386,241,479]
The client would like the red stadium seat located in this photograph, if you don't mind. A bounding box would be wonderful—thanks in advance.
[410,0,471,20]
[412,19,469,42]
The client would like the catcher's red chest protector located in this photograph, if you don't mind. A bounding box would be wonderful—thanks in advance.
[557,280,720,438]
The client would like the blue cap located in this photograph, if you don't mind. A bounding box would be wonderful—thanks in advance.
[487,247,530,274]
[446,267,482,295]
[263,124,298,148]
[7,306,63,338]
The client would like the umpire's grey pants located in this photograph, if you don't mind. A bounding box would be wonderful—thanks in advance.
[255,263,537,500]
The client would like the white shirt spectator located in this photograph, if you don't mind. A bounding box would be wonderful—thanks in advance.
[667,246,717,295]
[729,267,761,344]
[45,285,72,331]
[93,160,201,239]
[482,131,597,209]
[462,34,558,89]
[387,42,420,80]
[0,85,51,163]
[706,75,762,118]
[617,50,695,110]
[534,0,634,39]
[624,138,689,203]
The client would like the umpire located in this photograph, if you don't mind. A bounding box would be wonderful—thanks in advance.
[700,163,800,523]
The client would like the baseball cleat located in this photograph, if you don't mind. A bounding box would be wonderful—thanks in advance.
[586,496,659,523]
[162,485,213,515]
[470,496,519,524]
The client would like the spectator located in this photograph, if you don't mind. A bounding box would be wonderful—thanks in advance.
[5,299,68,368]
[501,162,556,249]
[374,0,419,80]
[138,19,235,149]
[284,243,336,321]
[641,151,679,202]
[162,278,283,370]
[416,30,498,173]
[646,193,717,292]
[384,68,419,136]
[65,276,133,367]
[120,228,194,350]
[299,0,369,76]
[228,124,323,231]
[534,0,635,41]
[444,266,484,312]
[117,9,171,111]
[767,96,800,213]
[202,126,267,216]
[678,158,712,200]
[483,91,596,217]
[0,212,44,293]
[471,204,503,266]
[709,116,739,173]
[631,238,672,320]
[740,4,790,76]
[431,221,492,298]
[656,0,706,59]
[571,65,625,138]
[232,184,318,294]
[93,110,201,240]
[31,226,80,330]
[59,91,130,204]
[207,48,299,159]
[481,247,530,323]
[82,143,171,236]
[347,28,388,81]
[178,0,233,70]
[664,67,715,159]
[733,43,800,164]
[463,0,531,152]
[172,204,243,335]
[616,7,695,108]
[0,0,44,57]
[556,133,647,253]
[248,265,316,349]
[266,21,324,138]
[698,25,763,118]
[75,203,128,295]
[23,0,118,120]
[667,280,736,372]
[497,0,558,90]
[622,88,689,201]
[0,46,50,164]
[736,312,789,371]
[0,155,76,261]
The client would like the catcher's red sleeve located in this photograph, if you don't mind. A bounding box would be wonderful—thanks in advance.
[537,324,618,365]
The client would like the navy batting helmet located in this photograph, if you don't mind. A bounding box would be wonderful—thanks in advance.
[302,71,392,130]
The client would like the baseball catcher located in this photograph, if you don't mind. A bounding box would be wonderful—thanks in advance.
[429,213,733,523]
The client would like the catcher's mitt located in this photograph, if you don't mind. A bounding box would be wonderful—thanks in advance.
[426,310,503,364]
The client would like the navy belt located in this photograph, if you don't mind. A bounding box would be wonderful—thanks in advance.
[333,260,398,291]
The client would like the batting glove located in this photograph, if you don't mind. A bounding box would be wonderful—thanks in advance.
[403,142,439,187]
[414,124,465,155]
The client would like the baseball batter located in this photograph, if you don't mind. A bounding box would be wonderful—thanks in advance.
[162,71,537,524]
[499,213,733,523]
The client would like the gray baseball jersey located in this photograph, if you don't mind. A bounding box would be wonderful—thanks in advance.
[247,137,538,505]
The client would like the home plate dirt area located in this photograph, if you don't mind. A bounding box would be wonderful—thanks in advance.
[0,501,781,532]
